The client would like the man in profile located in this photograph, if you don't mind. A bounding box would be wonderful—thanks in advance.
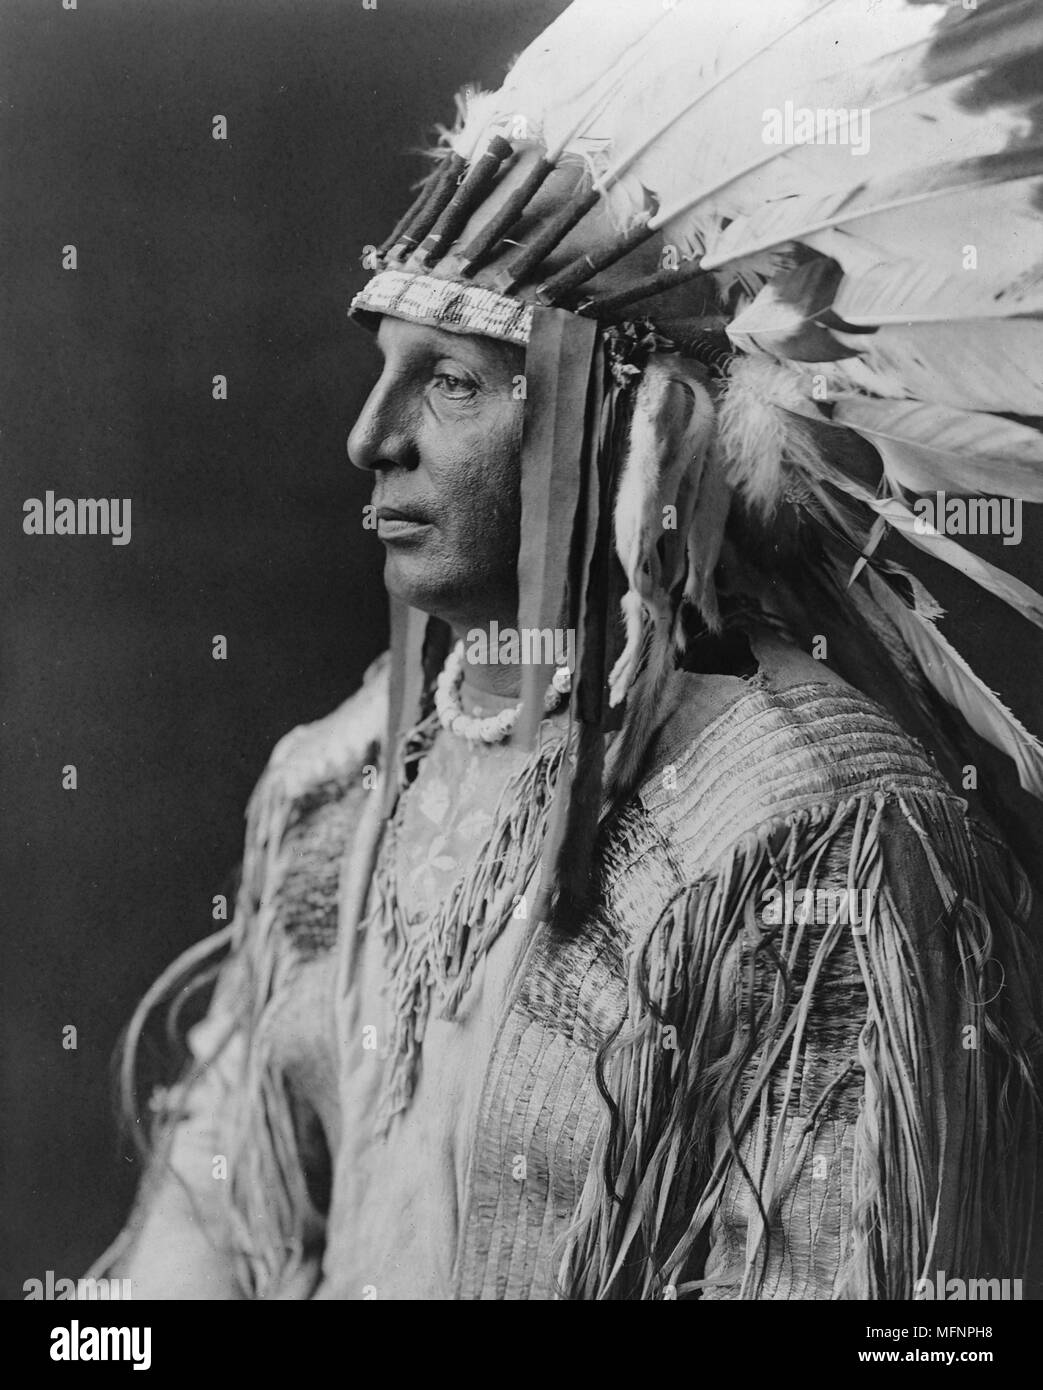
[89,0,1043,1299]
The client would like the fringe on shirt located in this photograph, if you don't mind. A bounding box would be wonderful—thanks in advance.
[554,789,1043,1300]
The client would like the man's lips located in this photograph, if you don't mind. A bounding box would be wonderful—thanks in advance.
[374,504,434,539]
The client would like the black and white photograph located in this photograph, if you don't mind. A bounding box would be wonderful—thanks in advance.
[4,0,1043,1348]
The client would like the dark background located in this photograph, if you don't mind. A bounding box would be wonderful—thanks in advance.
[1,0,1039,1301]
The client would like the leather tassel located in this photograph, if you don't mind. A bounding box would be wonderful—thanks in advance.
[514,307,600,749]
[574,381,626,733]
[531,717,605,932]
[546,383,617,921]
[532,344,617,932]
[383,599,431,816]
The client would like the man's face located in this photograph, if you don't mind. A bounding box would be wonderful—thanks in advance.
[348,316,525,629]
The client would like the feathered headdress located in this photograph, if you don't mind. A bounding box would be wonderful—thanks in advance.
[350,0,1043,922]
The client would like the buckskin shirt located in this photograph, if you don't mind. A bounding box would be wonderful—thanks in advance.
[104,628,1041,1300]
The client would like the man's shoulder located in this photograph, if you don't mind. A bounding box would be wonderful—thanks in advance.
[255,651,389,806]
[635,632,958,878]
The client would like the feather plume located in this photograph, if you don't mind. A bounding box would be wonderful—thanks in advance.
[572,0,1043,259]
[475,0,1042,310]
[725,259,852,363]
[865,567,1043,800]
[869,495,1043,632]
[730,266,1043,409]
[839,326,1043,413]
[461,0,676,163]
[825,397,1043,501]
[715,356,830,516]
[799,445,1043,637]
[831,255,1043,328]
[702,148,1043,278]
[482,0,1042,287]
[444,87,502,160]
[597,0,853,231]
[440,0,1043,796]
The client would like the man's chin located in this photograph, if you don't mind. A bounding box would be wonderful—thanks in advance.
[382,551,454,617]
[381,552,512,630]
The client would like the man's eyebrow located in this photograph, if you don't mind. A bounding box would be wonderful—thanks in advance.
[413,343,492,377]
[435,338,522,377]
[374,322,522,375]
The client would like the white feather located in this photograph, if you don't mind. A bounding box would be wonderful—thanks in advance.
[716,356,829,516]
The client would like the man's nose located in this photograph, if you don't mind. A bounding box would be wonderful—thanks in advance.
[347,371,417,473]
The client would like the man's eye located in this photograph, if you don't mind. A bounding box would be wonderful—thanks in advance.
[433,372,477,401]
